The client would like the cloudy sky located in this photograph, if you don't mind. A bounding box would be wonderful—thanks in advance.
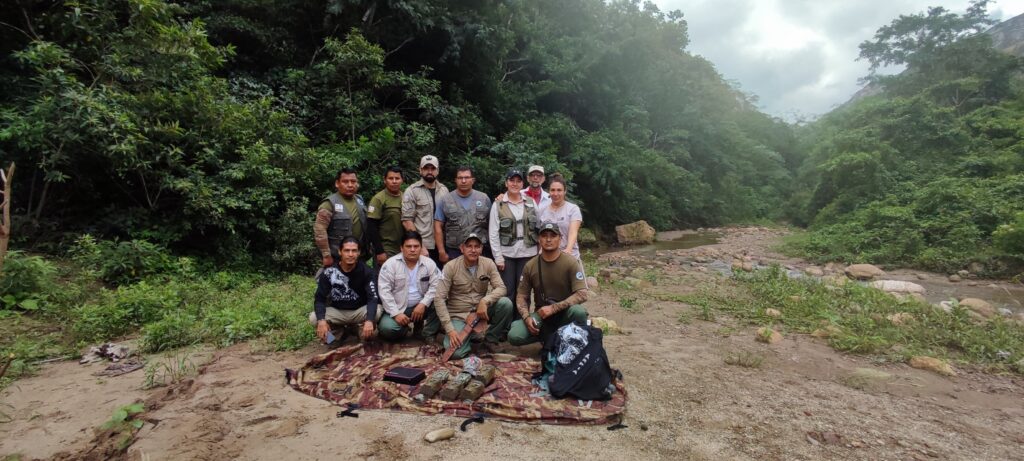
[651,0,1024,120]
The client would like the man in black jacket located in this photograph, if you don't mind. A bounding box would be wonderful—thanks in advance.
[308,237,381,345]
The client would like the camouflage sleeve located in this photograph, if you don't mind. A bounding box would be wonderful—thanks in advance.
[551,289,588,314]
[314,204,333,258]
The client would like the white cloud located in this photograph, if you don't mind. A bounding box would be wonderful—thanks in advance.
[653,0,1024,120]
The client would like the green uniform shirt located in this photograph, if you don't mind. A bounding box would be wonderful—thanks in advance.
[319,195,363,240]
[518,253,587,310]
[368,189,404,255]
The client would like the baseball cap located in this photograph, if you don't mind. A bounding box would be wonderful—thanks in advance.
[538,221,561,235]
[527,165,545,175]
[420,155,439,168]
[462,233,484,245]
[506,168,524,180]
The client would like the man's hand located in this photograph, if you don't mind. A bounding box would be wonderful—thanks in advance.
[360,320,375,340]
[321,254,334,267]
[394,313,411,327]
[476,300,489,321]
[420,247,429,256]
[375,253,388,266]
[537,305,555,320]
[525,315,540,336]
[495,192,506,202]
[562,248,573,255]
[316,320,330,341]
[497,261,505,271]
[411,303,426,322]
[438,250,449,263]
[447,330,462,350]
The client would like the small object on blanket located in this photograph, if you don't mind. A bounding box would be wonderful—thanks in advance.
[415,370,450,401]
[458,380,486,401]
[80,343,131,364]
[383,366,425,385]
[472,364,496,386]
[424,428,455,443]
[440,372,472,401]
[93,358,144,377]
[461,355,482,376]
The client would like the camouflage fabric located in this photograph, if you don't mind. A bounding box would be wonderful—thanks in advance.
[285,343,627,425]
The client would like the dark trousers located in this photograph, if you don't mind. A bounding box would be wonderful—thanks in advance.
[499,256,532,320]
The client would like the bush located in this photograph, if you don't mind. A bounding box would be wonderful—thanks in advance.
[994,211,1024,257]
[73,282,182,342]
[70,235,187,286]
[140,313,203,352]
[0,251,57,310]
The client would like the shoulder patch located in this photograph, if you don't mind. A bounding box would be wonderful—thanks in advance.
[576,271,584,280]
[367,205,376,212]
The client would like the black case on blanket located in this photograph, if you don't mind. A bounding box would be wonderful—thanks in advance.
[383,367,426,385]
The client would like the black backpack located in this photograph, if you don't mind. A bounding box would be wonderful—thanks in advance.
[541,323,615,401]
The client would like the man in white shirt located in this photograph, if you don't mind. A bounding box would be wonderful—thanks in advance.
[377,230,442,342]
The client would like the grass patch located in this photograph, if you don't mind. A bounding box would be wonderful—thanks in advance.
[142,350,198,389]
[677,266,1024,372]
[618,295,642,313]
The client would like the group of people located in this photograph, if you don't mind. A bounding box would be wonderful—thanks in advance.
[309,155,589,359]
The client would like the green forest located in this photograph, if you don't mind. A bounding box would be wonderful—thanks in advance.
[1,0,1023,380]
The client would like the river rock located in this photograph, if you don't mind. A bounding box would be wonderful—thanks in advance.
[615,220,656,245]
[804,266,824,277]
[741,261,754,272]
[886,312,914,326]
[424,428,456,443]
[870,280,926,294]
[959,298,996,319]
[915,273,927,280]
[765,308,782,318]
[957,269,969,277]
[845,264,885,280]
[968,262,985,274]
[586,276,599,290]
[948,274,961,282]
[998,308,1013,317]
[591,317,622,334]
[908,356,956,376]
[756,327,783,344]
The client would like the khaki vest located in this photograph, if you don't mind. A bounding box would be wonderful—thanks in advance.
[441,190,490,248]
[497,200,539,247]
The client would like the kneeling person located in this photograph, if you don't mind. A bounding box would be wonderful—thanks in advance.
[509,222,589,345]
[435,233,514,360]
[377,231,442,341]
[309,237,381,345]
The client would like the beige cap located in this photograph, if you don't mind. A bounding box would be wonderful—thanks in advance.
[420,155,439,168]
[527,165,545,175]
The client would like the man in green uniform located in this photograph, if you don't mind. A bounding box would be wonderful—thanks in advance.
[367,166,405,267]
[314,168,368,267]
[508,222,589,346]
[434,233,514,360]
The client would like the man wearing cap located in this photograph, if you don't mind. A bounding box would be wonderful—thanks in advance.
[434,165,491,264]
[315,167,369,268]
[402,155,449,265]
[508,221,589,346]
[434,233,514,360]
[525,165,551,210]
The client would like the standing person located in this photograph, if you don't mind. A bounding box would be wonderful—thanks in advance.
[508,222,589,346]
[314,168,368,267]
[524,165,551,210]
[377,231,442,342]
[434,233,514,360]
[488,169,539,314]
[434,166,491,264]
[537,174,583,259]
[308,237,381,346]
[367,166,405,267]
[402,155,449,264]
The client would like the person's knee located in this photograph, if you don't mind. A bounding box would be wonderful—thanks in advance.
[566,304,588,323]
[378,318,404,340]
[507,320,531,346]
[492,297,513,314]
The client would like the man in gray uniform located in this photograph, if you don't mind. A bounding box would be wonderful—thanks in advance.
[434,165,491,263]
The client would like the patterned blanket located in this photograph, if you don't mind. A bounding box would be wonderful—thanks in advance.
[285,343,627,425]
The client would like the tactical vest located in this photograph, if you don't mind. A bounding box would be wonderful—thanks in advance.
[326,192,367,256]
[441,191,490,248]
[497,199,539,247]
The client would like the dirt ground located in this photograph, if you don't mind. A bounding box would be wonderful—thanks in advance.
[2,227,1023,460]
